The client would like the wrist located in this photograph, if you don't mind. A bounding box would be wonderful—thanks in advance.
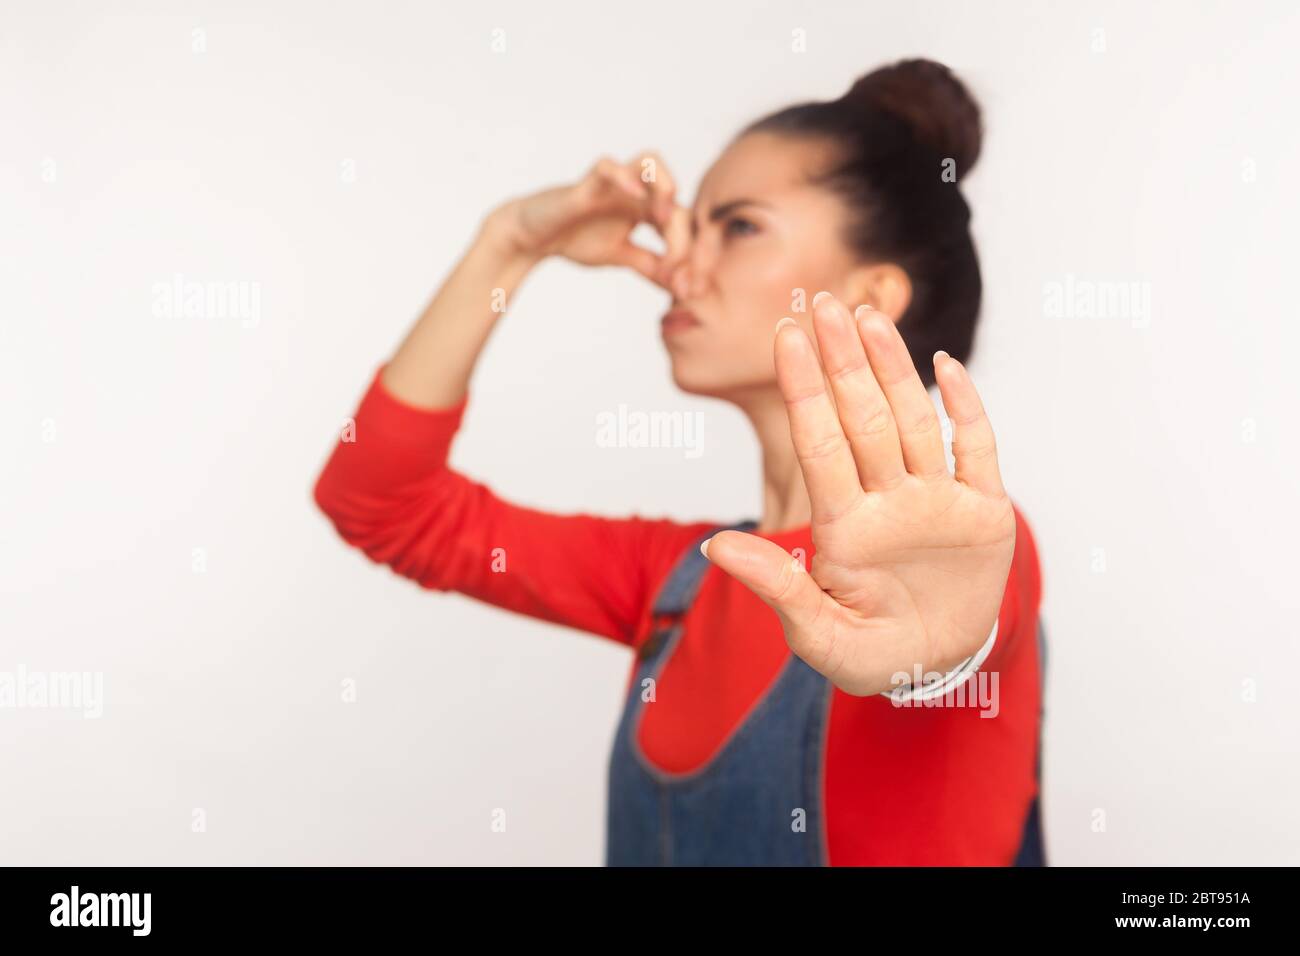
[477,205,547,273]
[882,619,999,703]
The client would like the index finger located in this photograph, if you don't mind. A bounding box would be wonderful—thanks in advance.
[630,151,691,273]
[631,150,678,225]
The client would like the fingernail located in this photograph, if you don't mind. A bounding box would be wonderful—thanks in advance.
[699,537,712,559]
[934,349,949,362]
[775,316,797,333]
[812,291,832,307]
[854,304,875,319]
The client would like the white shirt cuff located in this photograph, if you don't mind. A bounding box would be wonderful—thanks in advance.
[881,619,998,703]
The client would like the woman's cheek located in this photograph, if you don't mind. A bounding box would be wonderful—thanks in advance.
[724,258,800,328]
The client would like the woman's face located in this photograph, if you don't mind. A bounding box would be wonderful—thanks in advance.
[662,131,867,398]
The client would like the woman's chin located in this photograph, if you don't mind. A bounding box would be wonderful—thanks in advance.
[667,359,718,397]
[668,357,769,401]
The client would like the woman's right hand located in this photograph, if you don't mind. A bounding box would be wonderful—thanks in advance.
[484,152,692,290]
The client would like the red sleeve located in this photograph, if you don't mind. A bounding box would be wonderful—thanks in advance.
[980,500,1044,674]
[311,366,709,646]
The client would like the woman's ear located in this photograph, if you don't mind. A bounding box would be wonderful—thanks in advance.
[848,263,912,320]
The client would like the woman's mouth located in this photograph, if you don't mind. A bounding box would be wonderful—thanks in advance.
[661,308,702,337]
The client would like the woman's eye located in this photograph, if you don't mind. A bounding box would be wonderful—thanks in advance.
[723,217,758,239]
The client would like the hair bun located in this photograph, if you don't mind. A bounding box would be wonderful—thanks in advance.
[846,58,982,179]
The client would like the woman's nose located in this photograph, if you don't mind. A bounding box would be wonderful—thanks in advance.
[669,261,693,301]
[668,245,708,301]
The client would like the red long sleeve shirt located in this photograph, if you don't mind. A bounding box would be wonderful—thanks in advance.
[313,367,1045,865]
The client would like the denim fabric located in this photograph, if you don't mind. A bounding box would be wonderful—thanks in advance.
[605,520,1049,867]
[606,520,834,866]
[1012,618,1049,866]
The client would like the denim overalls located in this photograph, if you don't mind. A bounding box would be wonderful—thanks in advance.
[605,520,1049,866]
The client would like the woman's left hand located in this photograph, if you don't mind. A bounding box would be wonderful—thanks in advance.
[702,292,1017,697]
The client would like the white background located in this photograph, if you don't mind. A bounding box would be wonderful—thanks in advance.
[2,0,1297,865]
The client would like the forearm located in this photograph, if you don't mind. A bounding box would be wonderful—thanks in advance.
[381,213,542,409]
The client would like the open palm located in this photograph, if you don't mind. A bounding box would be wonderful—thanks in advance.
[703,292,1017,697]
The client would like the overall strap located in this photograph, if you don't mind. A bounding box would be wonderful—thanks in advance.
[635,519,757,662]
[651,519,757,617]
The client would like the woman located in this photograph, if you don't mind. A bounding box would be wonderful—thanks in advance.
[314,58,1046,866]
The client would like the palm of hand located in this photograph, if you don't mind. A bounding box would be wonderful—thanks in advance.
[543,211,640,266]
[803,471,1015,696]
[704,293,1016,697]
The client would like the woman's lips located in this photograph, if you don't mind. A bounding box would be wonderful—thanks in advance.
[661,308,701,337]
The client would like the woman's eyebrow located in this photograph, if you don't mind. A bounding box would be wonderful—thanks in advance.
[691,198,772,236]
[708,198,769,221]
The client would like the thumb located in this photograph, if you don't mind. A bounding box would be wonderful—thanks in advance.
[701,529,834,664]
[609,241,667,288]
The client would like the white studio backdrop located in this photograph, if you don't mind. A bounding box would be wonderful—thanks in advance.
[2,0,1297,865]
